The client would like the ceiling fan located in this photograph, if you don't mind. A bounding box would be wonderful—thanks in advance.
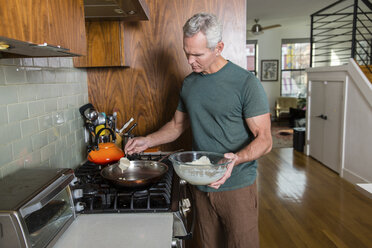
[250,19,281,35]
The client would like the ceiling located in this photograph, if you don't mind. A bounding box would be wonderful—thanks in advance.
[247,0,337,22]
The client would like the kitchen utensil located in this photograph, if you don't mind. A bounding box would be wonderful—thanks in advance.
[95,124,107,135]
[79,103,95,119]
[84,128,90,143]
[95,112,109,135]
[169,151,231,185]
[113,111,117,132]
[100,160,168,188]
[126,123,137,135]
[107,115,113,129]
[87,128,124,165]
[115,132,123,149]
[119,117,134,134]
[97,112,106,125]
[122,133,133,149]
[122,123,138,148]
[83,108,98,121]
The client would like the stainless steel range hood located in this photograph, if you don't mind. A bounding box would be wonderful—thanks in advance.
[84,0,149,21]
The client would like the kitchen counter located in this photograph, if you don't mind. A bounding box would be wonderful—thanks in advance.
[53,213,173,248]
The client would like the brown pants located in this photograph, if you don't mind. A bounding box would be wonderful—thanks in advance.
[193,182,259,248]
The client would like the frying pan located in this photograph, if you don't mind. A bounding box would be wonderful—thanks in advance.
[100,160,168,188]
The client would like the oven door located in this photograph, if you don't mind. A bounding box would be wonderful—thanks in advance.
[172,180,195,248]
[19,174,76,248]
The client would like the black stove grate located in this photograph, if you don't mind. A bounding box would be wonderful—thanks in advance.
[73,154,174,213]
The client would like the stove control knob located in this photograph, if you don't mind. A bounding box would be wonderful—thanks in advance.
[70,177,79,186]
[73,189,83,199]
[75,202,84,212]
[182,198,191,208]
[180,198,191,216]
[179,179,187,185]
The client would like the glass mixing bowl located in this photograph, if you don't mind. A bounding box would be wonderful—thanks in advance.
[169,151,231,185]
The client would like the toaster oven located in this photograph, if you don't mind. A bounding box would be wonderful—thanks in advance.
[0,168,76,248]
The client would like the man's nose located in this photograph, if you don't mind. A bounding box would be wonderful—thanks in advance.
[187,56,195,65]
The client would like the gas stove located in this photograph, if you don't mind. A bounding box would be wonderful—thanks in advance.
[71,153,194,248]
[72,154,174,213]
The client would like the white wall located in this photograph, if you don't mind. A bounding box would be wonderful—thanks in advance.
[343,80,372,182]
[247,17,311,115]
[305,61,372,184]
[343,62,372,183]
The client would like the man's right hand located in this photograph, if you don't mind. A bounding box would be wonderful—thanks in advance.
[124,110,189,155]
[124,136,150,155]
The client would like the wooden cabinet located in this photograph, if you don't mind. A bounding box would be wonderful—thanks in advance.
[73,21,127,67]
[308,80,343,173]
[0,0,86,57]
[0,0,49,45]
[47,0,87,55]
[73,0,151,67]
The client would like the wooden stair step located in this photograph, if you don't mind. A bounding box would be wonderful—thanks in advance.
[359,65,372,83]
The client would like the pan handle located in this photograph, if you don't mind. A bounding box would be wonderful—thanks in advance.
[158,149,184,162]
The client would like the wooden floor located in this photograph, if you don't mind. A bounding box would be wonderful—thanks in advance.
[258,148,372,248]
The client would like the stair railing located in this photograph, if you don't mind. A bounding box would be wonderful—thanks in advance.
[310,0,372,73]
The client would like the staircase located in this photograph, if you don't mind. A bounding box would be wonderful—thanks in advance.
[360,65,372,82]
[310,0,372,72]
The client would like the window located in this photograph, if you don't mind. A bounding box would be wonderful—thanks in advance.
[246,40,257,75]
[281,39,310,97]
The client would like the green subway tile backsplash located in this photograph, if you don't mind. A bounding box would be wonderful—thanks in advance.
[0,57,88,178]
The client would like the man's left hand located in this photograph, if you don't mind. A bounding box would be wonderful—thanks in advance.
[208,153,238,189]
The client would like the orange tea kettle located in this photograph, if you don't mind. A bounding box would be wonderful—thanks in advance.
[87,128,124,165]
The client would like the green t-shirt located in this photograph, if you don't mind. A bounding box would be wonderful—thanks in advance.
[177,61,269,192]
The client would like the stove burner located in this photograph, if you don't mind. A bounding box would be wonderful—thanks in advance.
[73,154,174,213]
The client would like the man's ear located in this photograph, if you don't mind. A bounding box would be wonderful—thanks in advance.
[215,41,224,56]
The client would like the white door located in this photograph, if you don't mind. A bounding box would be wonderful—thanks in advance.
[309,81,325,163]
[322,81,343,172]
[309,80,343,173]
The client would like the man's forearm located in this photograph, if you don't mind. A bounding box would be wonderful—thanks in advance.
[146,118,188,148]
[235,133,272,165]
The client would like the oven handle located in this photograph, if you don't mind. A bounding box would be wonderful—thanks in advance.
[174,183,195,240]
[19,173,75,217]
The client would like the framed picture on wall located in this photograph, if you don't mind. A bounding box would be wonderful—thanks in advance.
[261,60,278,81]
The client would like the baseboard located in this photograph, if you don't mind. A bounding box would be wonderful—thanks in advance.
[342,168,370,184]
[356,184,372,199]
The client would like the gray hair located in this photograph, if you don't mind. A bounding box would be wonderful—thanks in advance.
[183,13,223,50]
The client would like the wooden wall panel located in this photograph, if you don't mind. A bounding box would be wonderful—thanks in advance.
[87,0,246,152]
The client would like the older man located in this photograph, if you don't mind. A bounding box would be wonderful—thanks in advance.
[125,12,272,248]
